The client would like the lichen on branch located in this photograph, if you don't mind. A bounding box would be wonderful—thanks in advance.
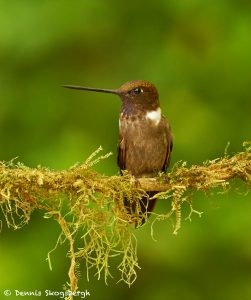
[0,143,250,293]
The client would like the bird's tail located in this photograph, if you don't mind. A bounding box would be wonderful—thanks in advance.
[124,191,157,227]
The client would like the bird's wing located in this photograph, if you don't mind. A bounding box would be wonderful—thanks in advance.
[162,123,173,172]
[117,133,126,172]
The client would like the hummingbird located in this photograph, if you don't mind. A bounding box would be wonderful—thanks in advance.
[63,80,173,226]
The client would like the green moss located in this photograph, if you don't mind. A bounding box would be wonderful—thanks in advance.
[0,143,250,294]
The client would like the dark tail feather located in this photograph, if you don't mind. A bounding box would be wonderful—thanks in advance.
[124,191,157,227]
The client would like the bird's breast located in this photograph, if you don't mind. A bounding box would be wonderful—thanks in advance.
[119,107,162,130]
[119,112,169,177]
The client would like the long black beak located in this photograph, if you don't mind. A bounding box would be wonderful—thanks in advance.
[63,85,119,95]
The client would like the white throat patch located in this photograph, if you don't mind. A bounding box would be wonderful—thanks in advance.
[146,107,161,125]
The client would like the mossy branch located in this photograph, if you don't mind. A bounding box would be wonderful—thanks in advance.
[0,143,250,295]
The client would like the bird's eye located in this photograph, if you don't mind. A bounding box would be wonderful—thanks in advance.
[132,88,143,95]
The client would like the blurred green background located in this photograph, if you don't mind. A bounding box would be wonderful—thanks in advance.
[0,0,251,299]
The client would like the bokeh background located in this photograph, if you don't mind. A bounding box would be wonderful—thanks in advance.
[1,1,251,299]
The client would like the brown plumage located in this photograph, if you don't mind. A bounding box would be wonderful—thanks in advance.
[117,80,172,226]
[63,80,173,226]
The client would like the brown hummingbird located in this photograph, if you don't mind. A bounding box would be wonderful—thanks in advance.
[63,80,173,226]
